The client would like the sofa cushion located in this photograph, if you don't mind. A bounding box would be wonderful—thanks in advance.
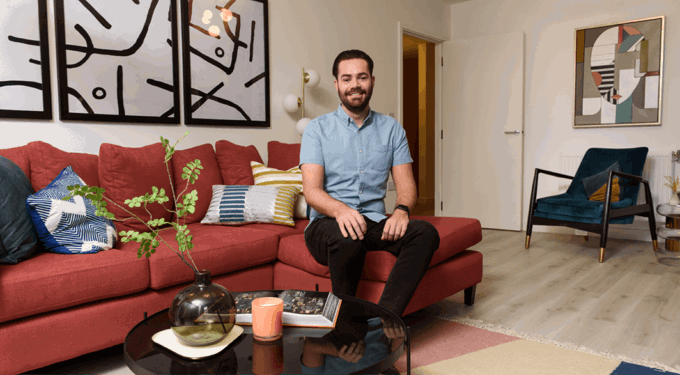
[0,156,41,264]
[114,223,281,290]
[27,166,118,254]
[0,145,31,180]
[267,141,301,170]
[171,144,224,224]
[0,249,149,324]
[27,141,99,192]
[215,140,264,185]
[99,143,173,233]
[253,219,309,239]
[277,216,483,281]
[201,185,300,227]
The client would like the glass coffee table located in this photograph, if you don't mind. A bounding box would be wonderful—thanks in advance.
[124,293,411,374]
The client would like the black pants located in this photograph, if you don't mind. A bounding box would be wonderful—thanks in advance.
[304,216,440,316]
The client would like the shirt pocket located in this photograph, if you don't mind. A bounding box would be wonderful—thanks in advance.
[367,144,392,172]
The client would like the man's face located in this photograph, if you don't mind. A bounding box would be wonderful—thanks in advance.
[334,58,375,114]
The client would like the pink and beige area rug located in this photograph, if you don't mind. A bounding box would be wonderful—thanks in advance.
[393,317,680,375]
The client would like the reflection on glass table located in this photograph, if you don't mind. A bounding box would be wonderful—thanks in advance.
[655,204,680,267]
[124,293,409,374]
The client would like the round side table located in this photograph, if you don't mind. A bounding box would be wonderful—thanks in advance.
[655,204,680,266]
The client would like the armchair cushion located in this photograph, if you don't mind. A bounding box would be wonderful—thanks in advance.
[582,161,621,197]
[534,193,635,224]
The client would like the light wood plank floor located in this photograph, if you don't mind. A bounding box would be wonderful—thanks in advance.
[422,229,680,369]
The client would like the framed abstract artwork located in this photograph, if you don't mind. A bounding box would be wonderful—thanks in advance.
[55,0,180,123]
[574,16,665,128]
[181,0,270,127]
[0,0,52,120]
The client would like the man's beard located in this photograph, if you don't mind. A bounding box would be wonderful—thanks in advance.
[339,86,373,114]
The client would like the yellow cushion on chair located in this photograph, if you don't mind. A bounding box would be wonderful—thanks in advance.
[588,177,620,202]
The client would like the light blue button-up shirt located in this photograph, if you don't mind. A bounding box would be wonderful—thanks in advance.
[300,105,413,228]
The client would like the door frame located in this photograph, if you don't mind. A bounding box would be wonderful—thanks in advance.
[397,22,445,216]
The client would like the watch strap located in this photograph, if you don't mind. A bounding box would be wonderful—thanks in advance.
[395,204,410,217]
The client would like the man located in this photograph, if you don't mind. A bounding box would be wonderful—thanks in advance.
[299,49,441,318]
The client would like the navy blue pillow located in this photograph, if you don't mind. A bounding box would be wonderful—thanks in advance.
[0,156,41,264]
[582,161,621,197]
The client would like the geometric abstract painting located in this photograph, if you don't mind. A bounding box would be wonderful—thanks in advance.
[574,16,664,128]
[55,0,180,123]
[181,0,270,127]
[0,0,52,120]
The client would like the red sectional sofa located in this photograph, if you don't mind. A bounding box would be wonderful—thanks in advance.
[0,140,483,375]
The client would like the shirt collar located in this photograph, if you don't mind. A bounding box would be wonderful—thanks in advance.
[335,104,375,128]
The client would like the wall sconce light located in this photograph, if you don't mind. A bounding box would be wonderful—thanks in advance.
[283,68,320,135]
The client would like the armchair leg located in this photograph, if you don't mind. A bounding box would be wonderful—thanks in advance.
[653,240,658,252]
[584,234,589,241]
[599,247,606,263]
[525,235,531,249]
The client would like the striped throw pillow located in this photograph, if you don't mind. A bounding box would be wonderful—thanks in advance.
[26,166,118,254]
[251,161,309,219]
[201,185,300,227]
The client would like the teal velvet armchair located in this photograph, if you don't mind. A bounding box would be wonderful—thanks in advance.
[525,147,657,262]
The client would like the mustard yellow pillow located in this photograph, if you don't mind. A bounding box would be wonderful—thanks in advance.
[588,177,620,202]
[251,161,308,219]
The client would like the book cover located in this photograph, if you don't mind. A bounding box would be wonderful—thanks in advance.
[232,290,342,328]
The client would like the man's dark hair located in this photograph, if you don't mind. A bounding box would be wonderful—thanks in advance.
[332,49,374,79]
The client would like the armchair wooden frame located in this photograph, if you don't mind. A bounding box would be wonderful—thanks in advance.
[525,168,658,262]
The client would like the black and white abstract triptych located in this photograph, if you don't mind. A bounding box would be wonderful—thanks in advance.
[0,0,270,127]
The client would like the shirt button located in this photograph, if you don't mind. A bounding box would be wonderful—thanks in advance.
[359,150,362,153]
[360,171,364,174]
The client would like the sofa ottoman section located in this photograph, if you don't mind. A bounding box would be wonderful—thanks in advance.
[274,249,483,315]
[277,216,483,282]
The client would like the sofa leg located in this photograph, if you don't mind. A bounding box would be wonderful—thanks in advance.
[599,247,606,263]
[464,285,477,306]
[653,239,659,252]
[525,235,531,249]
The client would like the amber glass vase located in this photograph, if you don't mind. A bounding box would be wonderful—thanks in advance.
[168,270,236,346]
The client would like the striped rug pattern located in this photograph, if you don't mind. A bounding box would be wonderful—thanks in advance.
[394,317,680,375]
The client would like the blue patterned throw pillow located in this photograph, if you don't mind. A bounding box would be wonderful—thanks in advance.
[26,166,118,254]
[201,185,301,227]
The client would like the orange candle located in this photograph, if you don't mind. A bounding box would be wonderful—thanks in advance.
[252,297,283,342]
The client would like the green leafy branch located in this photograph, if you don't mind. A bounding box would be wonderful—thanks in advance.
[63,132,204,273]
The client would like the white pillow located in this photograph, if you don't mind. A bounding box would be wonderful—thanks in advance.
[201,185,301,227]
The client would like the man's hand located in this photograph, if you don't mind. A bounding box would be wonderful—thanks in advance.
[338,340,366,363]
[381,318,405,339]
[381,210,409,241]
[337,208,367,240]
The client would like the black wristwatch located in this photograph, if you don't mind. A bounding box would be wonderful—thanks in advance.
[394,204,410,217]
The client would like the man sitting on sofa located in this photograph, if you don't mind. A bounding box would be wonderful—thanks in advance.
[300,49,441,319]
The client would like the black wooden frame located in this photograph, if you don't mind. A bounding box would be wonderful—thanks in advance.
[0,0,52,120]
[54,0,181,124]
[180,0,270,127]
[526,168,657,260]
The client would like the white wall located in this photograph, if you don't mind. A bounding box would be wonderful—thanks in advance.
[450,0,679,237]
[0,0,450,167]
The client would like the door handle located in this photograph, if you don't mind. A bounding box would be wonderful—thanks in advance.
[504,130,521,134]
